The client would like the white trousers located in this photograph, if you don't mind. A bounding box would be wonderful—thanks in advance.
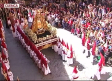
[42,64,51,75]
[53,45,58,52]
[96,70,101,80]
[12,31,16,38]
[58,47,62,55]
[62,52,67,61]
[67,58,73,65]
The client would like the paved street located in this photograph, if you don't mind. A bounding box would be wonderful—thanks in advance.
[0,21,112,80]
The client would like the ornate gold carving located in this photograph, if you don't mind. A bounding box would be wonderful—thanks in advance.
[42,43,52,50]
[31,9,48,33]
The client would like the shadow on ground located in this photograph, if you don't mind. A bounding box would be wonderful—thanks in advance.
[41,47,70,80]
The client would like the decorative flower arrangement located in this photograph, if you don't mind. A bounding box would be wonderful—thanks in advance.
[31,33,37,43]
[24,27,37,43]
[46,21,57,35]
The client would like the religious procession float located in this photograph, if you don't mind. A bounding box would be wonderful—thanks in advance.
[24,9,58,50]
[15,9,58,75]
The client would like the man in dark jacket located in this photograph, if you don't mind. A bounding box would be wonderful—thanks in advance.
[24,9,28,20]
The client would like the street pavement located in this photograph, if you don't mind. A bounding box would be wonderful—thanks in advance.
[0,21,112,80]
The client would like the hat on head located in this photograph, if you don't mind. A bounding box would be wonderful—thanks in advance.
[66,43,69,50]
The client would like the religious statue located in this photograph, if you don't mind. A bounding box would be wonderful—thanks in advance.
[24,9,58,50]
[31,9,48,34]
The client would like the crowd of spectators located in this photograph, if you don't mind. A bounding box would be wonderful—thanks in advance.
[40,0,112,65]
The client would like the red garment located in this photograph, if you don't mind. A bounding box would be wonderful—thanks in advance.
[7,17,10,20]
[0,20,2,28]
[107,7,110,11]
[30,41,35,51]
[99,65,102,72]
[71,29,74,33]
[84,24,88,28]
[82,33,86,46]
[7,74,11,81]
[61,39,63,44]
[15,19,18,23]
[36,50,41,60]
[98,52,105,72]
[34,46,41,60]
[86,13,90,17]
[67,44,73,58]
[41,55,47,68]
[38,46,42,50]
[1,40,7,49]
[67,51,73,58]
[1,61,7,73]
[92,41,96,55]
[98,59,102,67]
[62,39,66,47]
[66,43,69,50]
[73,77,78,79]
[104,47,108,52]
[70,45,73,52]
[68,20,73,26]
[52,41,57,45]
[32,15,34,19]
[0,33,3,39]
[21,31,24,38]
[76,28,80,34]
[17,26,20,33]
[98,59,102,72]
[73,66,78,74]
[1,50,6,60]
[62,50,66,55]
[92,50,95,56]
[29,12,31,17]
[26,39,30,46]
[86,22,90,27]
[19,19,21,24]
[30,42,41,60]
[87,38,90,50]
[100,52,105,66]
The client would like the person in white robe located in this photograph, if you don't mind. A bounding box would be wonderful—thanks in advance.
[41,54,51,75]
[3,58,10,70]
[92,59,106,80]
[42,63,51,75]
[14,19,19,38]
[57,38,62,55]
[52,43,58,53]
[1,47,8,59]
[67,51,74,65]
[8,69,14,81]
[72,66,79,79]
[7,18,11,29]
[66,44,73,65]
[61,40,67,61]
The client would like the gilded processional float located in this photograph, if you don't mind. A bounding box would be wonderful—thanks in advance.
[24,9,58,50]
